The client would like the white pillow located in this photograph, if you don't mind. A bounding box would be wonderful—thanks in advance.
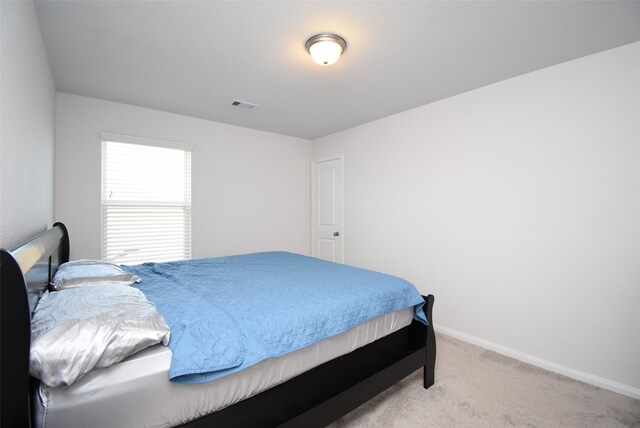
[30,285,170,388]
[51,259,140,290]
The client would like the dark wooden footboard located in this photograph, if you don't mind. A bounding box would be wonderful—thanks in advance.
[424,294,436,388]
[182,295,436,428]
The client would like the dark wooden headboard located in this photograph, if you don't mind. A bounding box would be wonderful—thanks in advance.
[0,222,70,427]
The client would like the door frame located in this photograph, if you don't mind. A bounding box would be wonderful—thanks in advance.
[311,154,344,263]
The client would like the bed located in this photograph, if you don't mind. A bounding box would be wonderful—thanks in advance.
[0,223,436,427]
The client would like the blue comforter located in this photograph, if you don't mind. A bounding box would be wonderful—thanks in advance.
[125,252,426,384]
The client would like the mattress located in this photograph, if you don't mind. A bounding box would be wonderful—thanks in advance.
[34,307,413,428]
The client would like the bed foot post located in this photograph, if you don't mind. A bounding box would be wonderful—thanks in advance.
[423,294,436,389]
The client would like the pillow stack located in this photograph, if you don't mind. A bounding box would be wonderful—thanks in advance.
[30,260,170,388]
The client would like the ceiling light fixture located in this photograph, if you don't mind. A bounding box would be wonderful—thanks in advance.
[305,33,347,66]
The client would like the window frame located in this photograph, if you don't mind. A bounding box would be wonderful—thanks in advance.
[100,132,193,264]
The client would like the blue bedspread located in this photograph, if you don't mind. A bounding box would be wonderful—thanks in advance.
[124,252,426,384]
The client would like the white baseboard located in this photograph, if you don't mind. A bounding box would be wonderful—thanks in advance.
[433,324,640,400]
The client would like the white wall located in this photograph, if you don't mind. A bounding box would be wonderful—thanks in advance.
[56,93,311,260]
[313,42,640,396]
[0,0,55,249]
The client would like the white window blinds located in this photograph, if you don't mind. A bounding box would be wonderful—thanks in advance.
[101,134,192,264]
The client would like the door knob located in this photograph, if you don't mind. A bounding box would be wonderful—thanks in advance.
[333,231,340,237]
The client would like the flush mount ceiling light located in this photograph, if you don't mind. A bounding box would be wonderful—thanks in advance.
[305,33,347,66]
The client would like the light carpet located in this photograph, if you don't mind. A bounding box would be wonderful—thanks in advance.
[328,334,640,427]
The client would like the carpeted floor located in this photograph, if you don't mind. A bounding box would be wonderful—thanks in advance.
[328,334,640,427]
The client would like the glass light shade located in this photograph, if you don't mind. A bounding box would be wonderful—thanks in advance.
[305,34,347,66]
[309,40,344,65]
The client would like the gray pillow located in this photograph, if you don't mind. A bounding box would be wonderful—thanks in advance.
[30,285,170,388]
[51,259,140,290]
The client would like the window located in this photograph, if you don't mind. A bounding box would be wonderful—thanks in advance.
[101,133,192,264]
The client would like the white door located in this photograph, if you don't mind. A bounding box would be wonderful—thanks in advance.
[312,155,343,263]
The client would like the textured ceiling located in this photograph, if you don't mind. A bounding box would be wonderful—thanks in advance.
[35,1,640,140]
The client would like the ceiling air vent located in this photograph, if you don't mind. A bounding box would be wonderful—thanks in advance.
[230,100,260,110]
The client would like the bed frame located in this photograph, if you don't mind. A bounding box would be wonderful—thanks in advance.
[1,223,436,428]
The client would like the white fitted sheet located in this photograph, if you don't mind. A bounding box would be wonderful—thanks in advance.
[35,307,413,428]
